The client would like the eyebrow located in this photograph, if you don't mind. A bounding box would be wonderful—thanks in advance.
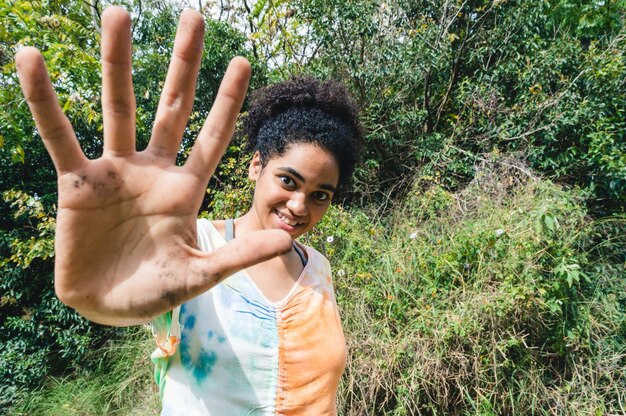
[278,167,336,192]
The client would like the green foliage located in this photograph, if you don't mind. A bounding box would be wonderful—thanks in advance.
[2,190,54,268]
[202,141,254,220]
[328,163,625,415]
[10,328,160,416]
[0,0,269,409]
[2,1,625,414]
[272,0,626,212]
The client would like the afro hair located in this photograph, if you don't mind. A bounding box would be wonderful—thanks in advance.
[241,77,362,195]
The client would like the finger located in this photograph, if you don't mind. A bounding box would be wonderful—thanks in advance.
[101,6,135,155]
[148,9,205,159]
[184,57,251,181]
[15,47,87,173]
[187,229,293,295]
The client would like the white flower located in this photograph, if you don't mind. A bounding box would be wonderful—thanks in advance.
[410,232,417,239]
[495,229,505,237]
[326,236,334,243]
[337,269,345,277]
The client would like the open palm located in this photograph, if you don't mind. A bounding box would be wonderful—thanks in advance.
[15,7,291,326]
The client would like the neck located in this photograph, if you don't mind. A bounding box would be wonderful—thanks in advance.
[233,209,265,237]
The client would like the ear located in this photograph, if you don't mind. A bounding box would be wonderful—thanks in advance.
[248,151,263,181]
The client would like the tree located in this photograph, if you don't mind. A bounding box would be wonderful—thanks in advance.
[228,0,625,212]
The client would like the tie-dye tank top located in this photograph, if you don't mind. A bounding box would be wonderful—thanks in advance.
[151,219,347,415]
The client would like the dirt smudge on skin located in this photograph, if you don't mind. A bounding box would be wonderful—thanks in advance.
[91,184,104,197]
[161,289,182,308]
[72,174,87,189]
[201,271,221,285]
[155,259,168,270]
[159,269,174,281]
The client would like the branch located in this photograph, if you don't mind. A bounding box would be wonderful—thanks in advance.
[242,0,259,61]
[132,0,143,39]
[83,0,101,34]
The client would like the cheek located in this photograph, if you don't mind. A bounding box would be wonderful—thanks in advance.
[311,204,330,221]
[257,185,288,209]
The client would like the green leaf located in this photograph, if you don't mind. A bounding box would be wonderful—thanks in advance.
[11,145,25,164]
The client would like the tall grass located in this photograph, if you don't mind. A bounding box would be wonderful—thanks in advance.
[12,159,625,415]
[10,328,160,415]
[307,158,625,415]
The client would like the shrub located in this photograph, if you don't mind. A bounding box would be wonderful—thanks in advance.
[326,158,625,415]
[9,328,159,416]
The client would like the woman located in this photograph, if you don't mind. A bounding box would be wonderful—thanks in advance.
[16,6,361,415]
[153,77,361,415]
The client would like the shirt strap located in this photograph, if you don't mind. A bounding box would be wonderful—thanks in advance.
[225,218,235,242]
[292,242,308,266]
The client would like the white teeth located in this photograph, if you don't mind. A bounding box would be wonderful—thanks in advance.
[276,211,300,227]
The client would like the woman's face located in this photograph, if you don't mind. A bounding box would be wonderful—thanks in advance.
[248,142,340,239]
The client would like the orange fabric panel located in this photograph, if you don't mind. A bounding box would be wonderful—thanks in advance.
[276,253,347,416]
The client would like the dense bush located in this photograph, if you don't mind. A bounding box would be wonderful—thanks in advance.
[9,328,160,416]
[311,160,625,415]
[286,0,626,213]
[0,0,267,408]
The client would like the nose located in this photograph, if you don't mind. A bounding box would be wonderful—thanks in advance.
[286,192,307,216]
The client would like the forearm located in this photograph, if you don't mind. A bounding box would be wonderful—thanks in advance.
[75,309,151,327]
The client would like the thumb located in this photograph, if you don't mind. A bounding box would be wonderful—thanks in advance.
[186,229,293,295]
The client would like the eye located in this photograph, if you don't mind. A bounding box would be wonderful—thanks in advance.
[279,176,296,188]
[312,191,330,202]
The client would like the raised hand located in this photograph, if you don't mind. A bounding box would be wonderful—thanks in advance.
[15,7,291,326]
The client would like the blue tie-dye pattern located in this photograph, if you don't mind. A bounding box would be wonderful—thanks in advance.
[183,313,195,330]
[236,293,276,321]
[179,310,220,384]
[236,310,273,321]
[189,349,218,382]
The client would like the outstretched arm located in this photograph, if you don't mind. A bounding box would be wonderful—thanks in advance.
[15,6,291,326]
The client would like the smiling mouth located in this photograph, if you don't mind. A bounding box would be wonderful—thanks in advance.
[275,210,303,227]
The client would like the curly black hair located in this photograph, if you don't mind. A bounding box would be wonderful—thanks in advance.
[241,77,362,196]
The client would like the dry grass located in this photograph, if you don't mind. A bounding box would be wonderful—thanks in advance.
[329,160,625,415]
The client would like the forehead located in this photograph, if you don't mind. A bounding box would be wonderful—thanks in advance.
[267,143,340,186]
